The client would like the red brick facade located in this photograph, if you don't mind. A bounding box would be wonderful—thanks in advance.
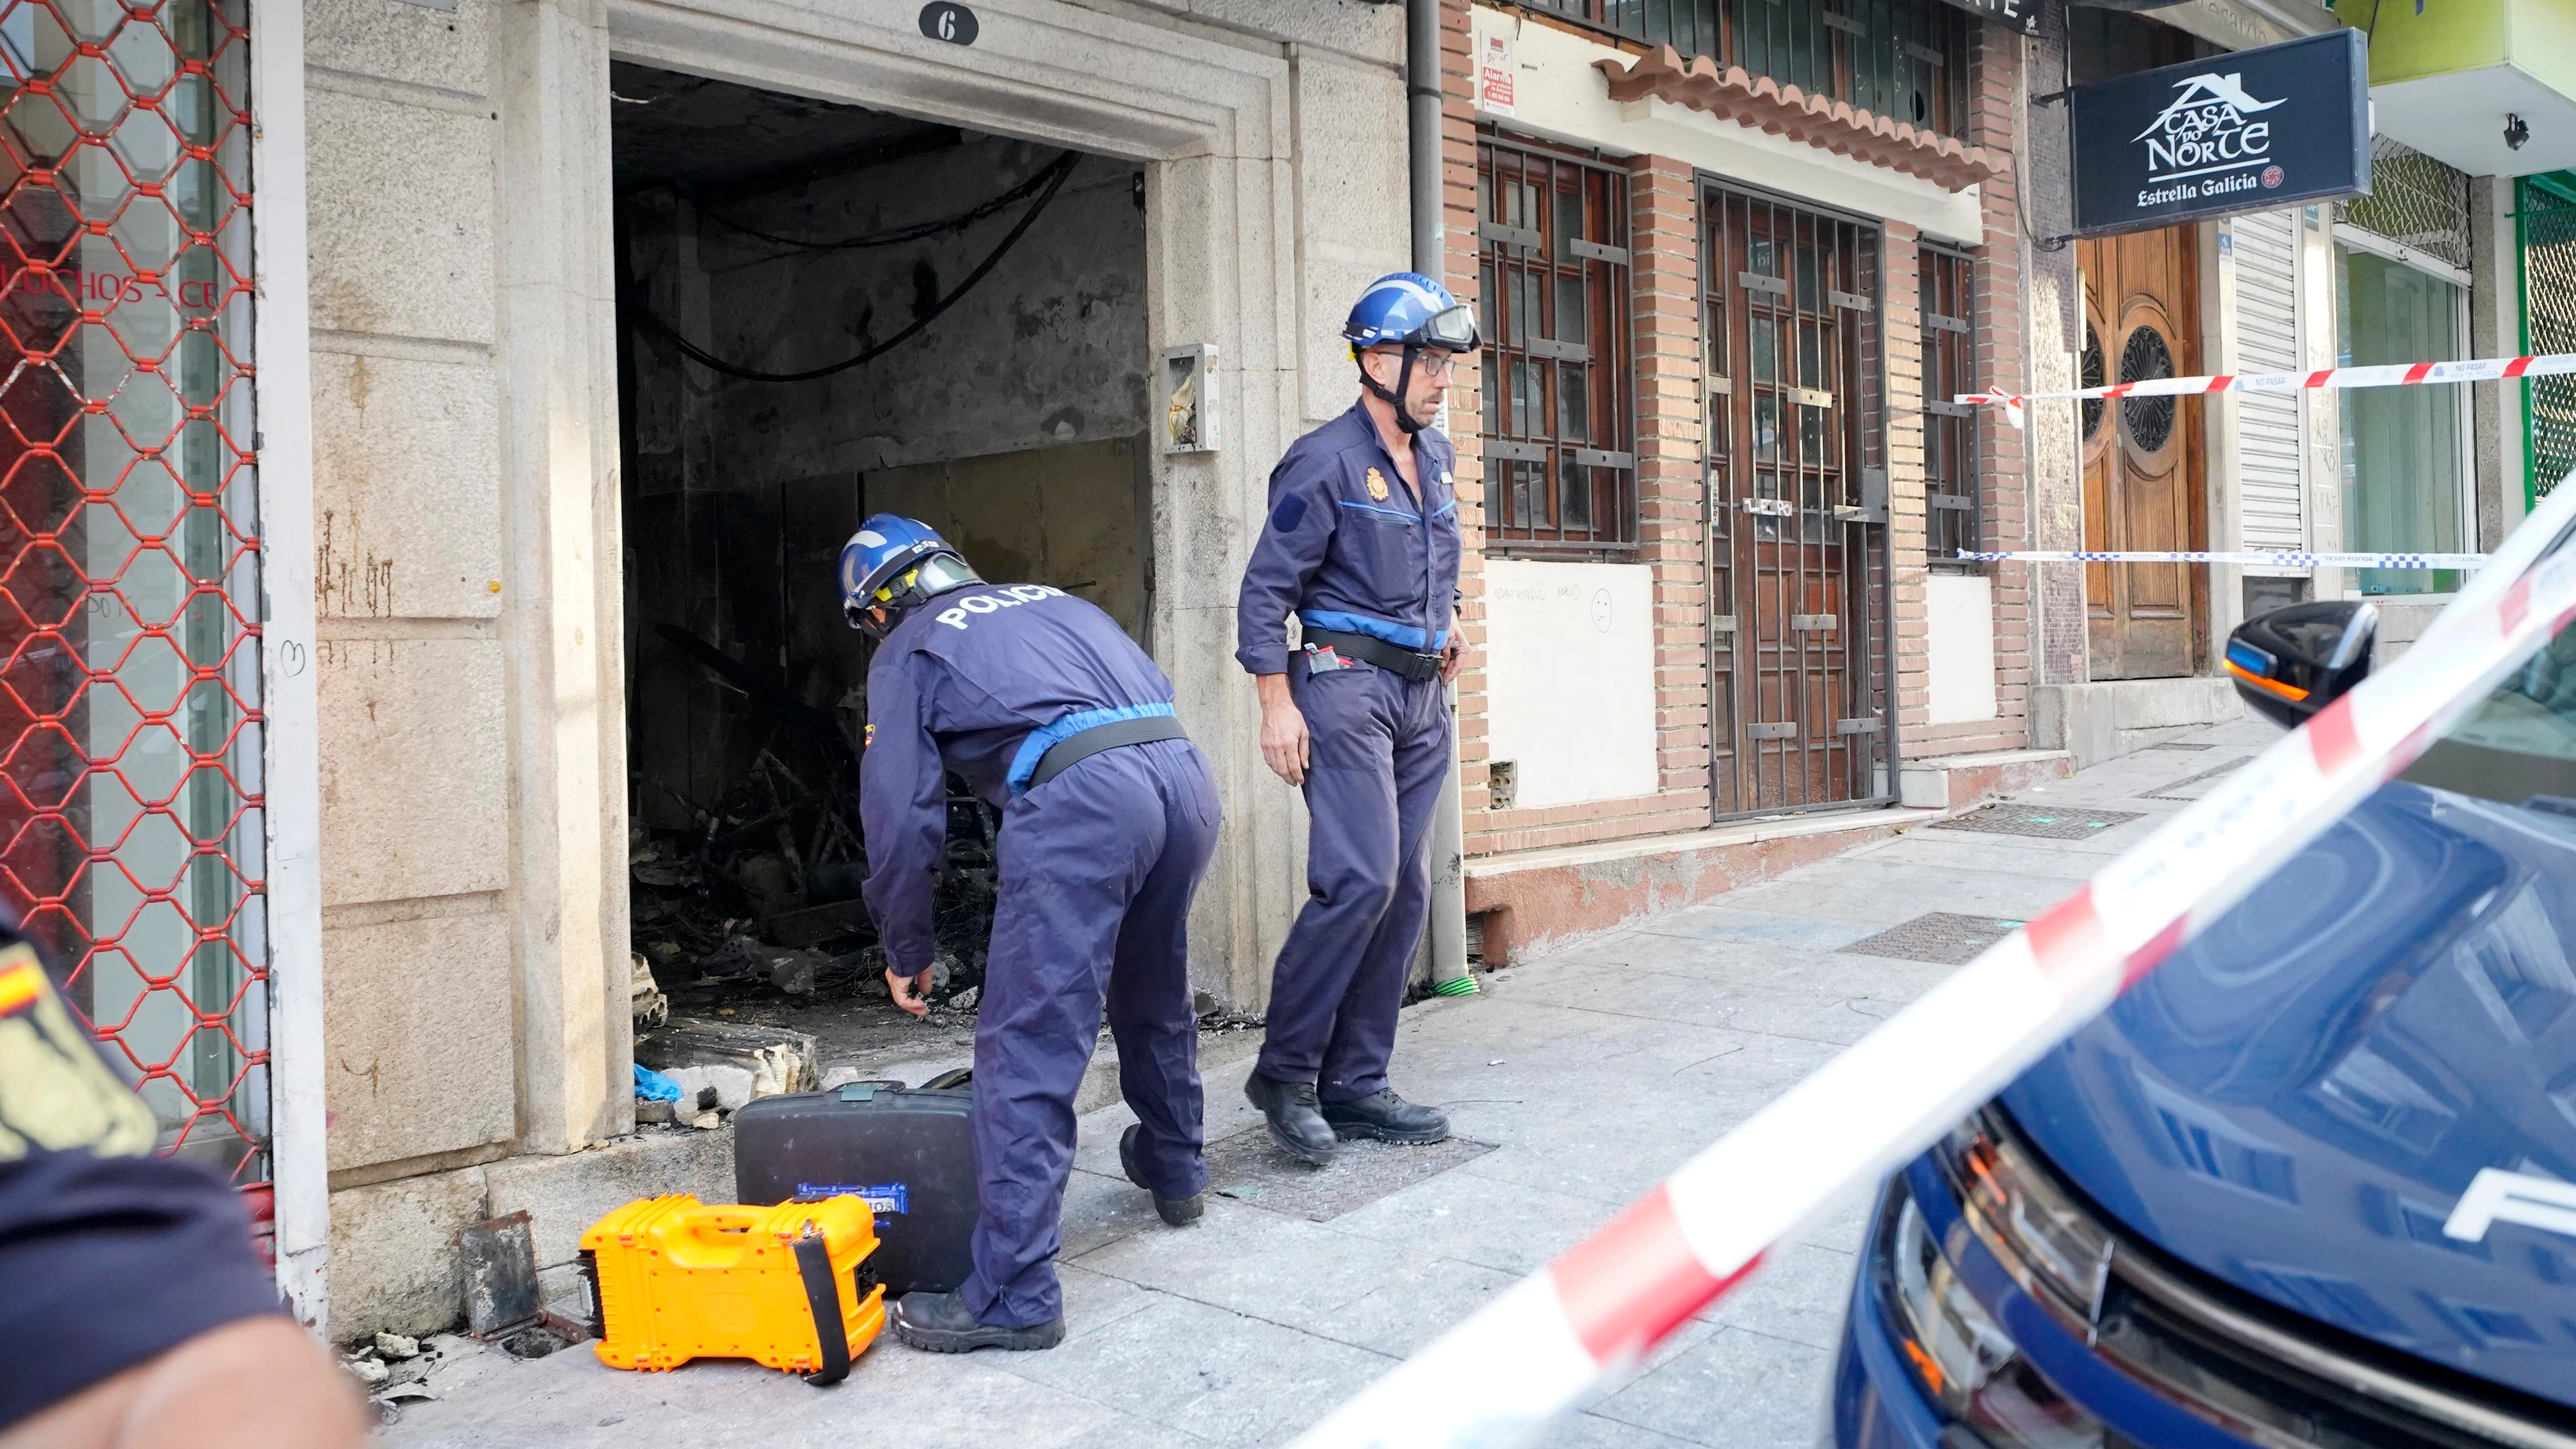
[1441,0,2038,865]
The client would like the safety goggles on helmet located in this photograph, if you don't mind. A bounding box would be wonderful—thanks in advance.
[838,515,983,638]
[1415,303,1480,353]
[844,552,983,639]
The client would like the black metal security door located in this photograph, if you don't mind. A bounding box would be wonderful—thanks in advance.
[1700,185,1890,816]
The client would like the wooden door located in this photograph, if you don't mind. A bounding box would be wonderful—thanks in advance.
[2078,228,2205,680]
[1701,185,1889,817]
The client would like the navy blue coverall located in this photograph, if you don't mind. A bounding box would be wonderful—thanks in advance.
[1236,401,1460,1102]
[861,583,1221,1329]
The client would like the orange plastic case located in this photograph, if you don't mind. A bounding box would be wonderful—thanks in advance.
[580,1194,885,1380]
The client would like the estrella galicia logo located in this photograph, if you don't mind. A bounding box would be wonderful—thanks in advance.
[2133,72,2284,206]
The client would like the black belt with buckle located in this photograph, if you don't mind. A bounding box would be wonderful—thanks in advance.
[1304,627,1443,683]
[1028,714,1190,790]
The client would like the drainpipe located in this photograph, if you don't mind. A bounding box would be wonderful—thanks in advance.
[1412,0,1478,997]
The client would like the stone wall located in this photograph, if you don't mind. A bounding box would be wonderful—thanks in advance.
[301,0,1409,1339]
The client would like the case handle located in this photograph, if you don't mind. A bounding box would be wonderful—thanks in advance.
[676,1205,763,1239]
[792,1228,853,1386]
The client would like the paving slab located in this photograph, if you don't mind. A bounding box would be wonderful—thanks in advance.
[377,724,2256,1449]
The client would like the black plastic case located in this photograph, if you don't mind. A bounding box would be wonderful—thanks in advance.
[732,1077,977,1297]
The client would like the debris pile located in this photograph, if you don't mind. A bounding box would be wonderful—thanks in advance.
[341,1332,442,1424]
[629,626,1003,1021]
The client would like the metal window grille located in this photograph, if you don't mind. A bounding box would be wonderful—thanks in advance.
[1701,183,1891,818]
[1919,244,1977,566]
[2519,172,2576,505]
[2336,135,2470,270]
[1478,135,1637,554]
[0,0,266,1183]
[1517,0,1973,138]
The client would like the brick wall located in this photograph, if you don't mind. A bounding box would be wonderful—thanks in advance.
[1902,16,2039,756]
[1443,0,2044,865]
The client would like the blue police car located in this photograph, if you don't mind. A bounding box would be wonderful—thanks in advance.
[1834,589,2576,1448]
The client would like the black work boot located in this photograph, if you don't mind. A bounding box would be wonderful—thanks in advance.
[1322,1088,1451,1145]
[890,1291,1065,1353]
[1119,1123,1204,1227]
[1243,1071,1339,1165]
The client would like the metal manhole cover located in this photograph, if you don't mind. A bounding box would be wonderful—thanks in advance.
[1841,912,2026,966]
[2146,758,2248,801]
[1201,1127,1493,1221]
[1933,803,2145,839]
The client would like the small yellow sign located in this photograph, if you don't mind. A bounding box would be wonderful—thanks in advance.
[1365,467,1389,501]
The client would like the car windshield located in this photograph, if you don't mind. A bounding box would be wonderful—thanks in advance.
[2397,615,2576,812]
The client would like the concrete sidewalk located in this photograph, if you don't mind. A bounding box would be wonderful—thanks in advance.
[375,721,2273,1449]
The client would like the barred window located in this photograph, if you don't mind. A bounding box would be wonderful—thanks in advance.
[1920,245,1978,566]
[1522,0,1974,138]
[1478,135,1637,553]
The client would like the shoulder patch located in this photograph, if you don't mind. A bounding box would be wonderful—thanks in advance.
[1270,493,1307,534]
[0,942,158,1162]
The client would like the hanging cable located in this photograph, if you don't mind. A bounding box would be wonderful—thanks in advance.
[690,157,1064,254]
[628,150,1079,385]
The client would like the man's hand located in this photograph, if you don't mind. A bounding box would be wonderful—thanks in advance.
[885,967,932,1018]
[1255,673,1311,786]
[1439,637,1466,685]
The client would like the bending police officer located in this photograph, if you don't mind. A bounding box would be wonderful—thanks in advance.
[1234,273,1477,1163]
[845,517,1221,1352]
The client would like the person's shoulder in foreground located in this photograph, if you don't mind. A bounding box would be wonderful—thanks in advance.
[0,919,366,1448]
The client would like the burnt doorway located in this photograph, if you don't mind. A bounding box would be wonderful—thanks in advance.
[2078,228,2204,679]
[1700,184,1892,817]
[608,64,1150,1049]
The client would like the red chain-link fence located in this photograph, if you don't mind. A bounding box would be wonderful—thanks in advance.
[0,0,264,1184]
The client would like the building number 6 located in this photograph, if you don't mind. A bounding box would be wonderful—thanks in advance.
[918,2,978,45]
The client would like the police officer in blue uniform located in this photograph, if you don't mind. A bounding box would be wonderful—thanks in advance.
[845,518,1222,1352]
[1235,274,1476,1164]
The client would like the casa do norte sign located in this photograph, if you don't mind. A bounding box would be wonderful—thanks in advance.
[2067,28,2370,238]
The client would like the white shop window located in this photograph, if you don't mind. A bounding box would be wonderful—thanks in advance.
[2335,233,2473,598]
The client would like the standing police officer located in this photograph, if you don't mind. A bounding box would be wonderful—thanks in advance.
[845,517,1221,1352]
[1235,274,1477,1164]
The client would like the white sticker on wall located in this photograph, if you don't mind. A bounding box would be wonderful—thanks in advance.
[1477,18,1516,116]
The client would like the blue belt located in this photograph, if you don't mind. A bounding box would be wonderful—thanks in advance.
[1297,608,1447,652]
[1006,703,1185,796]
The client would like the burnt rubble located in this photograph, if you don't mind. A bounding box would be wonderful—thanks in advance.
[630,625,999,1040]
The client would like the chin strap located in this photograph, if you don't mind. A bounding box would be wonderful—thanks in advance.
[1359,345,1428,434]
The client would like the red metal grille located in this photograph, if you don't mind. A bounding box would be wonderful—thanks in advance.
[0,0,265,1182]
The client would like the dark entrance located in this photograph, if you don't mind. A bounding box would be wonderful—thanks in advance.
[2078,227,2204,679]
[1699,184,1891,817]
[607,65,1150,1049]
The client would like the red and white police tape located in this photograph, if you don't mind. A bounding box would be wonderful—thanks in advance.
[1288,481,2576,1449]
[1953,549,2489,569]
[1957,347,2576,428]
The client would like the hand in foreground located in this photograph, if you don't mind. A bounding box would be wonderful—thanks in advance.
[885,968,932,1018]
[1439,637,1466,685]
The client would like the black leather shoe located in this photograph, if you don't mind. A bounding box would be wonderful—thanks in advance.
[1120,1123,1204,1226]
[1243,1071,1339,1165]
[891,1291,1065,1353]
[1321,1088,1450,1145]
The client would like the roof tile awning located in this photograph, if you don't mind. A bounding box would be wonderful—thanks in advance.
[1595,47,2008,194]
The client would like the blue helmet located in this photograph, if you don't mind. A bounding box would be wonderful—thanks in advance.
[1343,272,1480,358]
[838,514,982,638]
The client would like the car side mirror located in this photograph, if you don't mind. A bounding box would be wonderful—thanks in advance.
[2226,600,2378,729]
